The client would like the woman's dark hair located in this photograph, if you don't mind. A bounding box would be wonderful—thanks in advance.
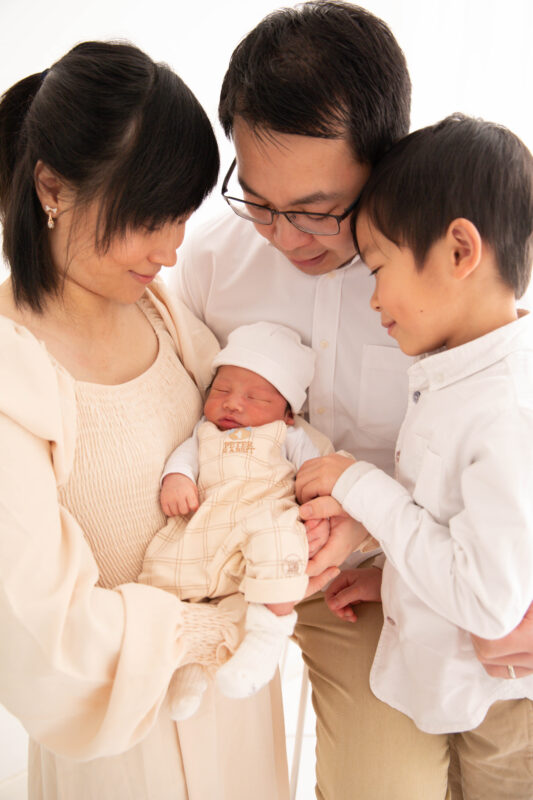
[353,114,533,298]
[0,41,219,311]
[219,1,411,165]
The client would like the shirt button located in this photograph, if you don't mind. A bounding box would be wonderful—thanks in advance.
[327,271,336,280]
[317,407,326,415]
[413,390,421,403]
[320,340,329,349]
[386,616,396,626]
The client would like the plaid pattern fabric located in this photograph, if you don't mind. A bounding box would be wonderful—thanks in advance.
[140,420,308,603]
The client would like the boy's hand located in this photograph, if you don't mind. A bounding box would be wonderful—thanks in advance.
[300,495,371,574]
[295,454,355,504]
[325,567,382,623]
[160,473,199,517]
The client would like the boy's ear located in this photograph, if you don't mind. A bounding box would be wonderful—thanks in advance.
[445,217,482,280]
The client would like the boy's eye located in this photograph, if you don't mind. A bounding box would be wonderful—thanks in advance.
[369,266,381,277]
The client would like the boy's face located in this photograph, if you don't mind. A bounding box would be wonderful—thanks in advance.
[231,117,370,276]
[355,211,463,355]
[204,365,294,430]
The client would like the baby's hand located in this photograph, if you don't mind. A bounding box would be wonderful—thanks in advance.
[325,567,382,623]
[160,473,199,517]
[295,453,355,504]
[304,517,331,558]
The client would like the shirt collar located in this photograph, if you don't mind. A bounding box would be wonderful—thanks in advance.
[409,310,533,391]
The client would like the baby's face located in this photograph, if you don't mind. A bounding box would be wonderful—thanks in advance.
[204,365,294,431]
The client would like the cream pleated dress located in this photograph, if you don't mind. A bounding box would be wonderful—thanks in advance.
[0,281,289,800]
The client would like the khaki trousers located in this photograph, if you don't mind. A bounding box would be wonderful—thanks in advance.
[295,592,533,800]
[294,592,450,800]
[448,697,533,800]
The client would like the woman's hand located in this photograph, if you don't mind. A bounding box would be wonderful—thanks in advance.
[325,567,382,623]
[471,601,533,679]
[295,454,355,504]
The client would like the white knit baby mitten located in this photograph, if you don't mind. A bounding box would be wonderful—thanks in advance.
[168,663,208,721]
[215,603,297,699]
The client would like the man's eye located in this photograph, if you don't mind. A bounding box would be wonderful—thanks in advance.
[290,212,327,223]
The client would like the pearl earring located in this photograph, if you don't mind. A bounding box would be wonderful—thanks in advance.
[44,205,57,229]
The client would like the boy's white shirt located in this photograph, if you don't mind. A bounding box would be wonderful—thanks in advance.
[169,211,413,566]
[163,418,321,483]
[333,312,533,733]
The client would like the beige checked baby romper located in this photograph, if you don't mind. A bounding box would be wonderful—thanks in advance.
[140,419,309,605]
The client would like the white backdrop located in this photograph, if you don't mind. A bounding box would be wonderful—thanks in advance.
[0,0,532,787]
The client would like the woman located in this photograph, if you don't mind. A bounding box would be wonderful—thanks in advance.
[0,42,302,799]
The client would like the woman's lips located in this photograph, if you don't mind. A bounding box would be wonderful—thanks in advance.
[129,271,157,285]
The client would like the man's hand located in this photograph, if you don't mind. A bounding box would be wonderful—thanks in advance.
[471,601,533,679]
[296,454,355,504]
[160,473,199,517]
[325,567,382,623]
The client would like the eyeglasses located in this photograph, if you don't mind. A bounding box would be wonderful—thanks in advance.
[221,159,360,236]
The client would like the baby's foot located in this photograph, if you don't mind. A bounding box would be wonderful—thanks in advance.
[216,605,296,698]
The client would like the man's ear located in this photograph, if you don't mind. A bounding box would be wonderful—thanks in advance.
[33,160,65,211]
[446,217,482,280]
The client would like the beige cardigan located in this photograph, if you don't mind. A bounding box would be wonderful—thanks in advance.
[0,280,289,799]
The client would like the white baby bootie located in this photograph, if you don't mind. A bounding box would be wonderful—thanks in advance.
[215,603,297,699]
[168,663,208,720]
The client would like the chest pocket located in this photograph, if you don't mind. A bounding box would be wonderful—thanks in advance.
[357,345,411,443]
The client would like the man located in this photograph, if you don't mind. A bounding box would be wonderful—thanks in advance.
[171,3,533,797]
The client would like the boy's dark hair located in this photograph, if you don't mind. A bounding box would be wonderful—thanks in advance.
[0,41,219,311]
[354,114,533,298]
[219,1,411,165]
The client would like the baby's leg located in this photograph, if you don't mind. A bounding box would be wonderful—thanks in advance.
[216,602,296,698]
[168,663,208,720]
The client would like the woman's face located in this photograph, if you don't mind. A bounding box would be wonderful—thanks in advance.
[50,199,189,304]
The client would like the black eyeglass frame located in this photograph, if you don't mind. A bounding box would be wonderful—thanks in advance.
[221,158,360,236]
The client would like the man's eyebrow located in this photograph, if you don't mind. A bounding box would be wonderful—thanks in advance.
[238,175,343,207]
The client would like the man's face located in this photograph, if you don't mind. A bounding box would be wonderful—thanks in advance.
[232,118,370,275]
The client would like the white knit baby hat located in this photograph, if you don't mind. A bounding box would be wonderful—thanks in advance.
[211,322,316,413]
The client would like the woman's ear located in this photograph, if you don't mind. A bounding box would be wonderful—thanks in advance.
[446,217,482,280]
[33,160,64,211]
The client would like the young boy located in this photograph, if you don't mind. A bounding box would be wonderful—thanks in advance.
[139,321,336,719]
[296,114,533,797]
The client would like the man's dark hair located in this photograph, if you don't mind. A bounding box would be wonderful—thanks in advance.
[219,1,411,165]
[354,114,533,298]
[0,41,219,311]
